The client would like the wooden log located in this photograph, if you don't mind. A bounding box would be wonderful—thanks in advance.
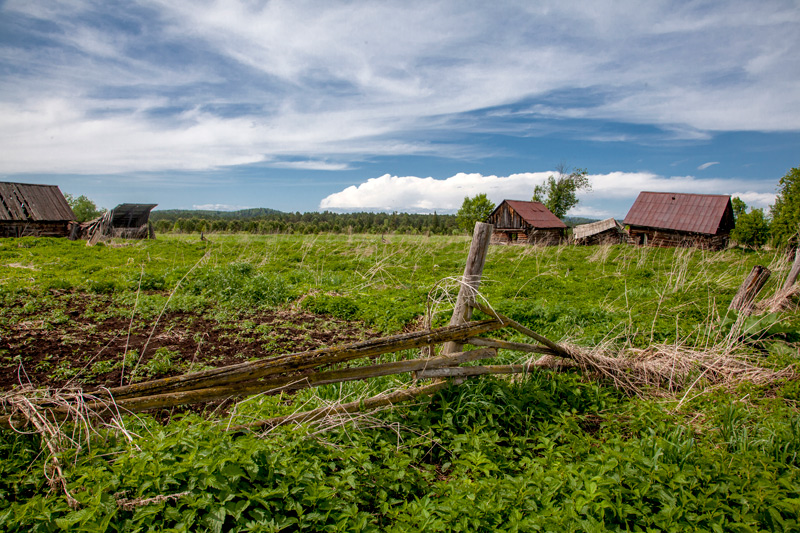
[93,348,497,414]
[782,247,800,291]
[228,381,451,432]
[443,222,493,354]
[469,301,574,360]
[465,337,556,355]
[0,348,497,427]
[97,320,504,399]
[417,364,533,379]
[729,265,771,314]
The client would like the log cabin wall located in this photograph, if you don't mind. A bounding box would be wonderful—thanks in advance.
[628,227,729,250]
[0,221,71,238]
[526,228,564,245]
[488,203,526,230]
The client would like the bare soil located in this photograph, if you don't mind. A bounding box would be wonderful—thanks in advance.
[0,292,374,391]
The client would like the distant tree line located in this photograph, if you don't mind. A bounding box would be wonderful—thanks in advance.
[149,210,460,235]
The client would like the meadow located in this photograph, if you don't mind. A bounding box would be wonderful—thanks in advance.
[1,234,799,531]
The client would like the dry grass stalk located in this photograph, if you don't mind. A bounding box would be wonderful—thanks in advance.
[0,387,131,508]
[114,490,190,511]
[533,341,796,398]
[761,284,800,313]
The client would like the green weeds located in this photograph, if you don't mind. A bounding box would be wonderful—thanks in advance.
[0,235,799,530]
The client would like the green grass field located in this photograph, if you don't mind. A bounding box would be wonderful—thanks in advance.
[1,234,799,531]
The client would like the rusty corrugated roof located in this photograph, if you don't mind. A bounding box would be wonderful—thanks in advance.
[0,182,75,222]
[623,192,733,235]
[498,200,567,229]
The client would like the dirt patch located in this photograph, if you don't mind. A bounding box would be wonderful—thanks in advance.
[0,296,375,391]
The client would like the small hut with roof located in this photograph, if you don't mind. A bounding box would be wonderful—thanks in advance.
[623,192,734,250]
[0,181,75,238]
[487,200,566,245]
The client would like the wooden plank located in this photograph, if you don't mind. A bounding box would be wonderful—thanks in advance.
[0,348,497,427]
[227,381,452,432]
[85,348,497,414]
[99,319,505,399]
[782,247,800,291]
[465,337,555,355]
[417,364,533,379]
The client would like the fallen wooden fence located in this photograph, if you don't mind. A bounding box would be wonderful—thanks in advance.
[0,221,587,431]
[0,310,569,430]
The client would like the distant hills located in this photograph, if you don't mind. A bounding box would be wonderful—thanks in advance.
[150,207,284,221]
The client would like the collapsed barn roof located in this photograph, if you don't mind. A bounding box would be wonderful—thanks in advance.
[108,203,158,228]
[573,218,624,240]
[81,203,158,244]
[623,192,734,235]
[0,182,74,222]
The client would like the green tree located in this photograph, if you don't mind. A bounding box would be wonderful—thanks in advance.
[771,166,800,248]
[65,194,103,222]
[731,196,747,220]
[532,164,591,219]
[456,193,495,232]
[731,200,770,249]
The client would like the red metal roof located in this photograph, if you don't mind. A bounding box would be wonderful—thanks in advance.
[494,200,566,229]
[0,182,75,222]
[623,192,733,235]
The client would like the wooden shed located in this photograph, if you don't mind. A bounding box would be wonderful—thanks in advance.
[487,200,566,245]
[573,218,628,245]
[0,181,75,238]
[623,192,734,250]
[80,203,158,244]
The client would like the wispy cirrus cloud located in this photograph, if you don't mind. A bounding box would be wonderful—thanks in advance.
[698,162,720,170]
[0,0,798,178]
[192,204,252,211]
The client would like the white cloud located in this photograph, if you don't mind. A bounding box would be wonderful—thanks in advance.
[269,160,352,171]
[729,192,776,210]
[320,170,777,217]
[697,162,720,170]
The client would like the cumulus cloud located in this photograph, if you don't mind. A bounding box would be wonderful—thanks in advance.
[320,171,777,217]
[728,192,776,210]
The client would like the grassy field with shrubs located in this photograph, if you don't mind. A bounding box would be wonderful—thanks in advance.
[1,234,799,531]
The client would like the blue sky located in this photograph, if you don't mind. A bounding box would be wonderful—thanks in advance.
[1,1,798,218]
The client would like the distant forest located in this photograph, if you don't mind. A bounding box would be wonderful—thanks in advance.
[149,209,597,235]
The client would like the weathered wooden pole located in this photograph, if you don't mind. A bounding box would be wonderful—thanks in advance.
[729,265,771,314]
[442,222,493,354]
[782,247,800,291]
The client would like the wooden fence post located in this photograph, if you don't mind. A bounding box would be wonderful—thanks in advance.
[729,265,771,314]
[782,247,800,292]
[442,222,493,354]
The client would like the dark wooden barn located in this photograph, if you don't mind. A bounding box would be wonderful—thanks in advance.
[0,181,75,238]
[487,200,566,245]
[623,192,734,250]
[573,218,628,245]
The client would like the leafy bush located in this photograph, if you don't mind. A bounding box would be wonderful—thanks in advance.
[301,294,360,320]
